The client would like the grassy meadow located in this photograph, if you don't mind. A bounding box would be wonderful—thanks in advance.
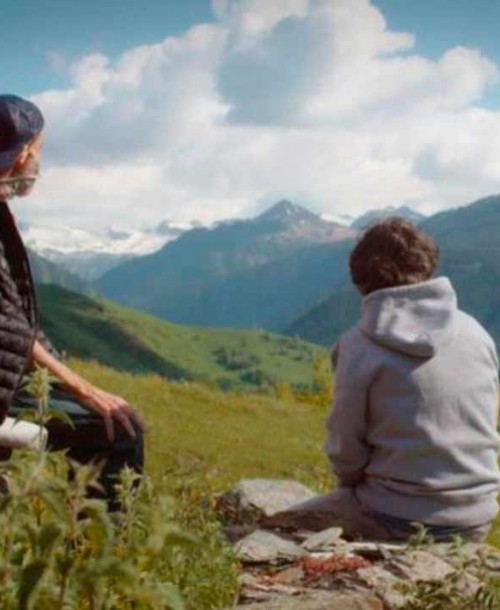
[65,358,334,609]
[38,285,327,392]
[69,359,332,491]
[70,358,500,551]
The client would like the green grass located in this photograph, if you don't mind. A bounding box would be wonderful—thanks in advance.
[65,359,333,608]
[38,284,327,392]
[69,359,331,491]
[69,358,500,551]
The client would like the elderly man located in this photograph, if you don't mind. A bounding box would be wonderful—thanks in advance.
[0,94,144,507]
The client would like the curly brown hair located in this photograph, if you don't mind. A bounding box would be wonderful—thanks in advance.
[349,217,439,295]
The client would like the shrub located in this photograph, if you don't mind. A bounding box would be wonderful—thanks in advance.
[0,451,192,609]
[239,368,275,387]
[0,367,239,610]
[213,347,259,371]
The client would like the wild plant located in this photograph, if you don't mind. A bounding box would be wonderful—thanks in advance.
[0,366,238,609]
[400,534,500,609]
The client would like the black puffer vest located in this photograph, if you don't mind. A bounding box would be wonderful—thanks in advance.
[0,201,38,423]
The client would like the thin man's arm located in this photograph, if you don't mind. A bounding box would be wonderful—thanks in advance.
[32,340,145,442]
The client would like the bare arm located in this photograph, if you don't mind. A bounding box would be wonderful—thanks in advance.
[32,340,145,442]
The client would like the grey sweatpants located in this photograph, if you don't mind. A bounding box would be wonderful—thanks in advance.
[268,488,491,543]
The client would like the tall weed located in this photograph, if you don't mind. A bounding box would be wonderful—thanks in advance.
[0,367,238,610]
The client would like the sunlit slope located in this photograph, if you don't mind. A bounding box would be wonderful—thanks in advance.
[70,359,331,489]
[37,284,327,391]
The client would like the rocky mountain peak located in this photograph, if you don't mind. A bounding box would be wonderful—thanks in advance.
[155,219,186,237]
[256,200,320,224]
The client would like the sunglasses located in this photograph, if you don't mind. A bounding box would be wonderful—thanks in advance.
[0,175,39,183]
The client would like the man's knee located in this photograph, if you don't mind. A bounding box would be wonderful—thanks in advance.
[0,416,47,451]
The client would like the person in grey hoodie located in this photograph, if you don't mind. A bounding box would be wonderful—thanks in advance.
[269,218,500,542]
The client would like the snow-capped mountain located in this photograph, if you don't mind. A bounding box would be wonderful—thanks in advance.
[321,212,355,226]
[20,220,193,281]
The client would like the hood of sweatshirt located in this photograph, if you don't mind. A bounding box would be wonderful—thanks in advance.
[359,277,458,358]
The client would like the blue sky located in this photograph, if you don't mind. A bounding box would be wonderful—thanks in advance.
[6,0,500,99]
[376,0,500,61]
[4,0,500,230]
[375,0,500,106]
[1,0,213,95]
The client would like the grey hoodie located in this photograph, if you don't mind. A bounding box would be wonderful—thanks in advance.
[325,277,500,527]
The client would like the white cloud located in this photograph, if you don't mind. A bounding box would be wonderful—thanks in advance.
[20,0,500,230]
[214,0,309,39]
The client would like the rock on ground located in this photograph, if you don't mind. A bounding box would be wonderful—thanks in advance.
[234,530,305,564]
[219,479,500,609]
[236,591,384,609]
[301,527,344,552]
[217,479,316,525]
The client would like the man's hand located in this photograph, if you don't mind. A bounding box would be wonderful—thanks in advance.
[31,340,145,443]
[76,384,145,443]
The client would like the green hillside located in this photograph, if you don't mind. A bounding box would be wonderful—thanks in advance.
[28,248,93,295]
[37,284,327,391]
[287,284,361,346]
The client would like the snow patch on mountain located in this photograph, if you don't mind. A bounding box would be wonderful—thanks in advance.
[321,212,355,227]
[20,220,196,280]
[20,220,190,257]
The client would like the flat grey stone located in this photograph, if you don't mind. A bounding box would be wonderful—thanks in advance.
[233,591,384,609]
[352,565,408,608]
[240,582,305,603]
[217,479,316,524]
[347,542,405,554]
[346,541,405,560]
[301,527,344,551]
[235,530,306,564]
[387,549,455,582]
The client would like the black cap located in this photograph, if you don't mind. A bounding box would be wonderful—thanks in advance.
[0,95,44,172]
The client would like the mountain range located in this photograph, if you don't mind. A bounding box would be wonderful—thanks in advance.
[30,193,500,380]
[91,194,500,351]
[28,248,93,295]
[350,204,426,230]
[20,218,193,280]
[24,203,424,282]
[96,200,357,330]
[287,194,500,348]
